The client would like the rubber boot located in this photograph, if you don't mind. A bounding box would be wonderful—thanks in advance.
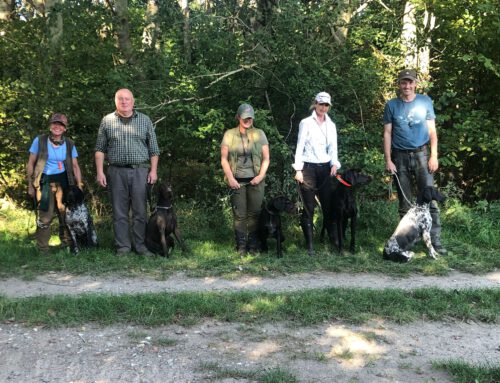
[301,222,314,257]
[235,230,247,257]
[247,232,260,255]
[430,203,447,255]
[36,220,51,254]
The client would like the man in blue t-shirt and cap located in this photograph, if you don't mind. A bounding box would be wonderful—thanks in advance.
[383,69,447,255]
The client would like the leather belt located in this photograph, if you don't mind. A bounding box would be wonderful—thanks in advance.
[392,145,427,154]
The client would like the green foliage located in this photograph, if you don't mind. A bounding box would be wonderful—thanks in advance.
[0,0,498,204]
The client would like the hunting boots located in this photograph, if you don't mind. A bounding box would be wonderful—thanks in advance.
[235,230,247,257]
[247,232,260,255]
[301,221,314,257]
[430,204,447,255]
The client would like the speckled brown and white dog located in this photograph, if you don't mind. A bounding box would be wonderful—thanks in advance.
[383,186,445,262]
[64,185,98,254]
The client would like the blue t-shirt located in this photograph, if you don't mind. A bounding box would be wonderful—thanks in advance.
[29,136,78,175]
[383,94,436,150]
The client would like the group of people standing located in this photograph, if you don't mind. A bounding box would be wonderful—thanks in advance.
[27,69,446,257]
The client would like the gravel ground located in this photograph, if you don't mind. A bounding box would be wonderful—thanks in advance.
[1,271,499,382]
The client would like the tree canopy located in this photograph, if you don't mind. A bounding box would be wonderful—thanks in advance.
[1,0,498,206]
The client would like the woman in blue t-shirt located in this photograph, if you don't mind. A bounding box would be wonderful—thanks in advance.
[26,113,82,254]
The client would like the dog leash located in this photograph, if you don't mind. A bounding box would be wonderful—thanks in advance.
[227,181,251,197]
[335,174,352,187]
[392,172,414,207]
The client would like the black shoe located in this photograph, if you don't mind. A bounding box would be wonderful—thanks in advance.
[433,244,448,255]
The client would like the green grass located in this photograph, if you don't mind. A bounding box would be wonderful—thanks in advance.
[198,362,298,383]
[0,288,497,327]
[1,198,498,278]
[433,359,500,383]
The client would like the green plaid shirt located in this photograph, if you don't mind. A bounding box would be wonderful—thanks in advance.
[95,111,160,165]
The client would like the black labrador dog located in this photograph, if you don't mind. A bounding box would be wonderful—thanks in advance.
[383,186,445,263]
[257,196,296,257]
[64,185,98,254]
[145,181,188,257]
[321,169,372,253]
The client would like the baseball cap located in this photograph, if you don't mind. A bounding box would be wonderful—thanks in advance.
[315,92,331,105]
[398,69,417,81]
[237,104,255,119]
[49,113,68,127]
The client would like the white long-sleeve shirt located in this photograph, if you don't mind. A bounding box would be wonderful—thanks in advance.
[293,110,341,171]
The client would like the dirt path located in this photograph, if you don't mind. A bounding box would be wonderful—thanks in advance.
[1,270,499,298]
[1,271,499,382]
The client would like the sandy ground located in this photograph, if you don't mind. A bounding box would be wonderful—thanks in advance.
[1,270,499,298]
[1,271,499,382]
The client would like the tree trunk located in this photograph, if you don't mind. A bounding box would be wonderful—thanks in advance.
[45,0,63,46]
[178,0,191,64]
[0,0,14,21]
[115,0,135,64]
[401,0,417,69]
[142,0,159,49]
[401,0,434,78]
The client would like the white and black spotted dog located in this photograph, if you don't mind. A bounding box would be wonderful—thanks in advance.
[383,186,445,263]
[64,185,98,254]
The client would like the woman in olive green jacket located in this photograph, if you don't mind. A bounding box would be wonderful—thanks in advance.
[221,104,270,256]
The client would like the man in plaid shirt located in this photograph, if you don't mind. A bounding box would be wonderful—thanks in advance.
[95,88,160,256]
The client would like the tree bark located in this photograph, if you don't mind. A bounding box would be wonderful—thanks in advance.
[178,0,191,64]
[45,0,63,46]
[142,0,159,49]
[115,0,136,64]
[0,0,14,21]
[401,0,417,69]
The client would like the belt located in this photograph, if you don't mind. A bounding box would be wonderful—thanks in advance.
[303,162,330,168]
[110,163,150,169]
[392,145,427,154]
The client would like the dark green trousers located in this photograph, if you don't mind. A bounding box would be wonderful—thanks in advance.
[230,181,265,234]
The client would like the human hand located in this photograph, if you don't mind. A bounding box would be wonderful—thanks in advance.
[330,165,337,177]
[147,169,158,184]
[428,157,439,173]
[385,161,397,174]
[27,184,35,198]
[294,171,303,184]
[250,175,263,185]
[228,178,240,189]
[96,172,107,187]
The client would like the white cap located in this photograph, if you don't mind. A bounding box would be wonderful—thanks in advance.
[315,92,331,105]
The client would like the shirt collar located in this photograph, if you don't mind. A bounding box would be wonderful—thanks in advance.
[311,110,331,124]
[114,110,137,118]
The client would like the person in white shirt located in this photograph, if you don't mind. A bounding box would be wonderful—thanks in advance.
[293,92,341,256]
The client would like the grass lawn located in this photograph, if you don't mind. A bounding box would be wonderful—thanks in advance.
[0,198,498,279]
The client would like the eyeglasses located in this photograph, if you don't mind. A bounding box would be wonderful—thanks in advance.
[242,117,253,122]
[318,103,330,107]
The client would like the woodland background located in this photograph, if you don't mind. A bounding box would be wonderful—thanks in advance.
[0,0,498,210]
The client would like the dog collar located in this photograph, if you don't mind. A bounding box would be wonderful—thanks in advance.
[335,174,352,187]
[156,205,172,210]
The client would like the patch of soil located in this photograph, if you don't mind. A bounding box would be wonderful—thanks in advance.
[1,271,499,298]
[1,320,498,383]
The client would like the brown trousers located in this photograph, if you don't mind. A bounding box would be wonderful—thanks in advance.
[36,182,70,251]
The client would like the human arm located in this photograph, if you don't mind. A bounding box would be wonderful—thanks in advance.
[383,122,397,173]
[427,119,438,173]
[250,144,270,185]
[27,153,37,198]
[221,145,240,189]
[72,157,83,188]
[148,155,158,184]
[293,120,307,183]
[95,151,107,187]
